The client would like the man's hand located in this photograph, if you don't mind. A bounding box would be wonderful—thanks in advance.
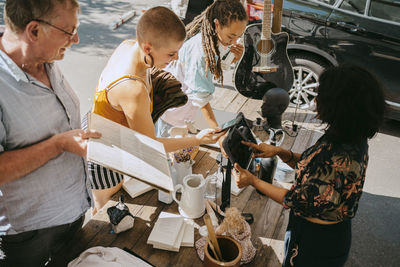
[233,163,256,188]
[54,129,101,157]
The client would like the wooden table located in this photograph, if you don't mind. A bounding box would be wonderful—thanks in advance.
[64,87,323,266]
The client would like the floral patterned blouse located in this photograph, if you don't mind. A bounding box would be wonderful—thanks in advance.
[283,134,369,222]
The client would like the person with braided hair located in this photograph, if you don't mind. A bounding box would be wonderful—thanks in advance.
[157,0,248,148]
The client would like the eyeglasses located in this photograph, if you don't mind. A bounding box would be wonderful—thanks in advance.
[33,19,78,39]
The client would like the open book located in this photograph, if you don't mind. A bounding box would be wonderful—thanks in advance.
[87,113,174,192]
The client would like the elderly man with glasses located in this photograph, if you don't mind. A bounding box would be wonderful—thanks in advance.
[0,0,101,266]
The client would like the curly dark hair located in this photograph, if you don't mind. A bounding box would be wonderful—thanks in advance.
[186,0,247,84]
[316,64,386,144]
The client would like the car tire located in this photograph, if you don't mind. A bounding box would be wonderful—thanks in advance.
[289,54,329,110]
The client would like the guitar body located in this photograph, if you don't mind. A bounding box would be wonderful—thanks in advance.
[233,23,294,99]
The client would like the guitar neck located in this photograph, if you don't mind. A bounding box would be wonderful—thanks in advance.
[272,0,284,33]
[262,0,272,40]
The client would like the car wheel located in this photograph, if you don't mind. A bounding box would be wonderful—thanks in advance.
[289,54,328,110]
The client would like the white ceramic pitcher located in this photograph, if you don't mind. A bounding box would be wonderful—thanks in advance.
[172,174,210,219]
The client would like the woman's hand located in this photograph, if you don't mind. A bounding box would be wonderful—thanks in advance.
[242,141,280,158]
[195,128,226,145]
[218,131,229,158]
[233,163,256,188]
[230,43,244,62]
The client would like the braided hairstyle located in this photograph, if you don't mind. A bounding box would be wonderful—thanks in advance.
[186,0,247,84]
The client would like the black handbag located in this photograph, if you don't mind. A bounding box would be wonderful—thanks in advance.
[107,195,135,234]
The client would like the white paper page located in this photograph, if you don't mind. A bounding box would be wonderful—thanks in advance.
[181,220,194,247]
[152,223,187,251]
[122,176,154,198]
[147,217,184,247]
[158,212,193,247]
[87,113,173,192]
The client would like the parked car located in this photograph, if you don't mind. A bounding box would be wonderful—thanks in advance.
[279,0,400,120]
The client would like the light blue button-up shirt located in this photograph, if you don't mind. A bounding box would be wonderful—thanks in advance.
[180,33,215,97]
[161,33,217,127]
[0,49,92,235]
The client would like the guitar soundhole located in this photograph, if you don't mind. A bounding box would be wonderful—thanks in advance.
[256,39,274,55]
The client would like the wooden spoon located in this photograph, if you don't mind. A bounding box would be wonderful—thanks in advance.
[206,236,220,261]
[203,214,223,261]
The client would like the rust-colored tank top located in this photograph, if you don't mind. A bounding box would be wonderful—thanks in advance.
[92,73,153,128]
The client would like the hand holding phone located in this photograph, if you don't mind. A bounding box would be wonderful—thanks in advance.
[216,117,242,133]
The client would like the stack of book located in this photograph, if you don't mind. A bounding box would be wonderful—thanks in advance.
[122,175,154,199]
[147,212,194,252]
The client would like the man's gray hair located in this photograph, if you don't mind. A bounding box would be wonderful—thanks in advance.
[4,0,79,33]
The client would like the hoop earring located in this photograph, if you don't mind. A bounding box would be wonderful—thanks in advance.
[144,53,154,68]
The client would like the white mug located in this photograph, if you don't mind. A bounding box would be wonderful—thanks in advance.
[172,174,209,219]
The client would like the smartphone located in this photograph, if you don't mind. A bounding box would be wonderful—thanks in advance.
[216,117,242,133]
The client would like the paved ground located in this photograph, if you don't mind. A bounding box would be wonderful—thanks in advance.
[1,0,399,266]
[349,121,400,267]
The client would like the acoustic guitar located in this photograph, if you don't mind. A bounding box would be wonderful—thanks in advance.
[233,0,294,99]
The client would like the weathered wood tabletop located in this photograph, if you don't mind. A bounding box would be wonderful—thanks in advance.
[64,87,323,266]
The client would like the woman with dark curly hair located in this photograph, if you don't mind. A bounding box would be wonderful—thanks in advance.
[234,65,386,267]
